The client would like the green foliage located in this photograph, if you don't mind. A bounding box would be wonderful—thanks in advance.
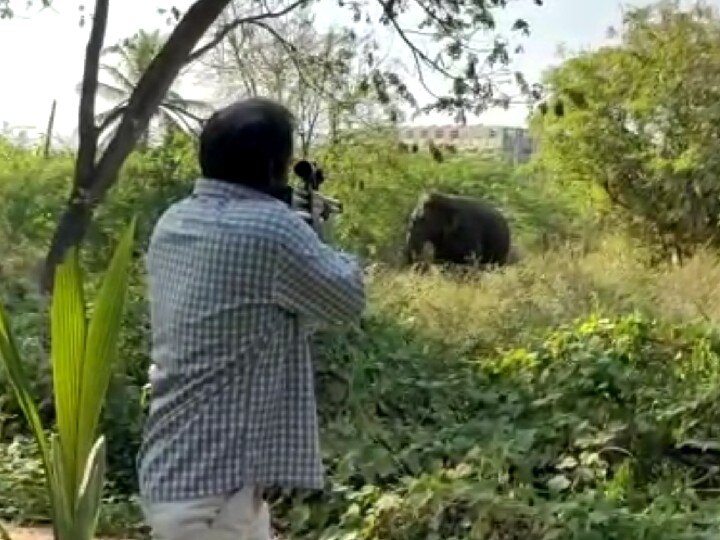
[5,130,720,539]
[98,31,211,139]
[264,309,720,539]
[0,437,47,523]
[532,1,720,260]
[318,133,587,260]
[0,221,136,539]
[0,436,146,537]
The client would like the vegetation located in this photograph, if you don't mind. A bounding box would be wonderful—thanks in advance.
[205,6,380,154]
[97,30,210,142]
[0,221,135,539]
[5,1,720,539]
[3,0,540,291]
[4,116,720,538]
[532,2,720,263]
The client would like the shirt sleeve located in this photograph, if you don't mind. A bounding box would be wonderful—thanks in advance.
[274,213,366,328]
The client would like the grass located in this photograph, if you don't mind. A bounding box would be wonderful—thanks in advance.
[372,238,720,350]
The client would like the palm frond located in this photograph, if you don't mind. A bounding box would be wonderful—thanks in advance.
[158,106,201,135]
[165,95,213,113]
[96,82,128,102]
[99,64,137,93]
[96,104,128,134]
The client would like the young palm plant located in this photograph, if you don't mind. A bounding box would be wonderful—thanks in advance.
[0,220,136,539]
[96,29,211,144]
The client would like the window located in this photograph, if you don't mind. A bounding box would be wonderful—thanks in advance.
[489,129,497,138]
[450,129,459,139]
[419,129,429,138]
[435,128,444,138]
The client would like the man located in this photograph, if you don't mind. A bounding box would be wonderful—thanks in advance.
[138,97,366,539]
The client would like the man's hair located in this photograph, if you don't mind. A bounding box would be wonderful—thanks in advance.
[199,98,295,189]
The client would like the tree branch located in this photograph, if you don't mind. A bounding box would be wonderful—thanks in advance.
[87,0,234,204]
[42,0,236,292]
[75,0,109,195]
[97,104,127,135]
[248,20,371,111]
[186,0,308,63]
[375,0,455,101]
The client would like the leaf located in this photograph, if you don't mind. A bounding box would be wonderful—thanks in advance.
[49,434,73,539]
[556,456,579,470]
[511,19,530,36]
[288,502,311,529]
[50,244,87,500]
[73,437,107,540]
[548,474,572,493]
[75,218,136,484]
[0,302,52,492]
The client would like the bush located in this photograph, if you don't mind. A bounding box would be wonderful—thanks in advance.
[531,2,720,262]
[7,304,720,539]
[281,306,720,539]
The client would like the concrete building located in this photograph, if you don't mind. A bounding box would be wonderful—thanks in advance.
[399,124,535,163]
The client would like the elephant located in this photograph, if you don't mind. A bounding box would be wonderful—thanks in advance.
[403,192,512,268]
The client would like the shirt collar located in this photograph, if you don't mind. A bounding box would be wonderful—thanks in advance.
[192,177,278,203]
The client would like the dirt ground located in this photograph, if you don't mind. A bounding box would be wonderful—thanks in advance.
[5,529,53,540]
[6,527,283,539]
[5,528,128,540]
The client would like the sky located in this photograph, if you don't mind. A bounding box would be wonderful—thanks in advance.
[0,0,712,142]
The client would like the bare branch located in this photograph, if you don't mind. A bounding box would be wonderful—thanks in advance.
[248,20,377,110]
[159,105,200,134]
[187,0,308,63]
[375,0,454,80]
[75,0,109,194]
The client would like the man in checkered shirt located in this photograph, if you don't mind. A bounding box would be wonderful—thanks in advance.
[138,98,366,539]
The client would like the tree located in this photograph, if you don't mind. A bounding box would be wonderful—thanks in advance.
[532,1,720,262]
[206,6,394,154]
[96,29,211,144]
[4,0,542,292]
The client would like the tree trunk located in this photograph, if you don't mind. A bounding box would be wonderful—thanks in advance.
[43,100,57,159]
[40,200,93,293]
[328,103,339,145]
[40,0,238,294]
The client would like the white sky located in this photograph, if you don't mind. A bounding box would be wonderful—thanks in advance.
[0,0,711,141]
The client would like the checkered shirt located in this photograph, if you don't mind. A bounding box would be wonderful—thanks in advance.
[137,178,366,503]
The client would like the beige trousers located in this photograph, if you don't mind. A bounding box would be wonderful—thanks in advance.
[142,486,272,540]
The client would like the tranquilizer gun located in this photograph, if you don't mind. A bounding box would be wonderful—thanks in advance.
[292,160,343,231]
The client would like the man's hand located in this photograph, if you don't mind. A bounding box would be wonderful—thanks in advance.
[292,187,335,240]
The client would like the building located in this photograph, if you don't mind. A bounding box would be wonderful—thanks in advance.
[398,124,535,163]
